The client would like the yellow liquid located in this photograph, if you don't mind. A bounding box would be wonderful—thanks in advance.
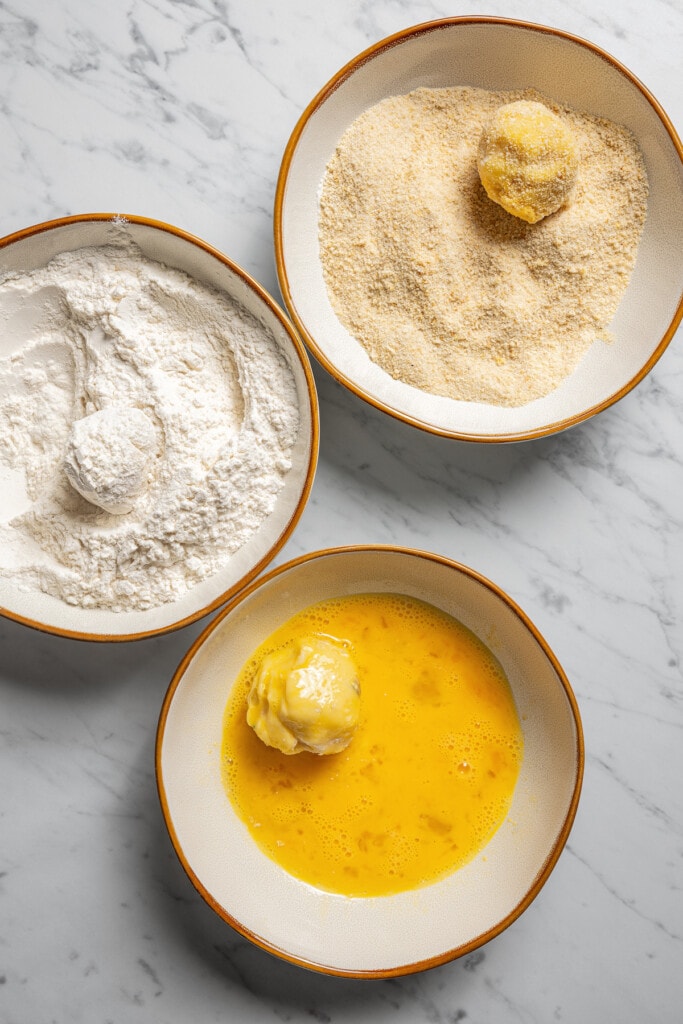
[221,593,523,897]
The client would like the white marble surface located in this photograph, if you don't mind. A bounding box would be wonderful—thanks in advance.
[1,0,681,1020]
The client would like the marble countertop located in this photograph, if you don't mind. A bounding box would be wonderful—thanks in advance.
[1,1,681,1021]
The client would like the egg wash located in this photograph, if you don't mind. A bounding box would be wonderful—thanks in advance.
[221,593,523,897]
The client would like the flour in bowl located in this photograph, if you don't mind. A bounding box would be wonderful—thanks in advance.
[0,243,300,611]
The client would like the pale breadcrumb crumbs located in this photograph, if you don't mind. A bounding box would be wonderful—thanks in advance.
[319,86,648,407]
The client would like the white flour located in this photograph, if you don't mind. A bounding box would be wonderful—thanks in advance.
[0,243,299,611]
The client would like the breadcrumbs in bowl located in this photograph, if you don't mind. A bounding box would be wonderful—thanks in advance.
[275,17,683,441]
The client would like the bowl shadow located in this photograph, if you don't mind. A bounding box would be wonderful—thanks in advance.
[0,611,207,697]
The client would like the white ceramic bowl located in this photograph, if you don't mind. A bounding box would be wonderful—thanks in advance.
[156,546,583,977]
[275,17,683,441]
[0,214,318,640]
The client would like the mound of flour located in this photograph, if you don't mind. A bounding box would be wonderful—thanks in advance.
[0,243,300,611]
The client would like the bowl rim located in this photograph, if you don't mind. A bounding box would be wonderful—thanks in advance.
[273,15,683,443]
[0,212,320,642]
[155,543,585,977]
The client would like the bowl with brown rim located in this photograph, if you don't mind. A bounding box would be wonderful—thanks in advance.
[0,213,318,640]
[156,545,583,976]
[274,17,683,442]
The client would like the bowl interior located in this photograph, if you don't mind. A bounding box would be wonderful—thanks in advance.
[0,216,317,639]
[157,548,583,976]
[277,19,683,440]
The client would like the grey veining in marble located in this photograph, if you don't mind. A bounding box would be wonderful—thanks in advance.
[1,1,682,1021]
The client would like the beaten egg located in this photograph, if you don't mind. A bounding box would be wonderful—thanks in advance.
[221,593,523,897]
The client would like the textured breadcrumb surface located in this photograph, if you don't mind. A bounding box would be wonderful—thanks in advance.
[319,86,648,407]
